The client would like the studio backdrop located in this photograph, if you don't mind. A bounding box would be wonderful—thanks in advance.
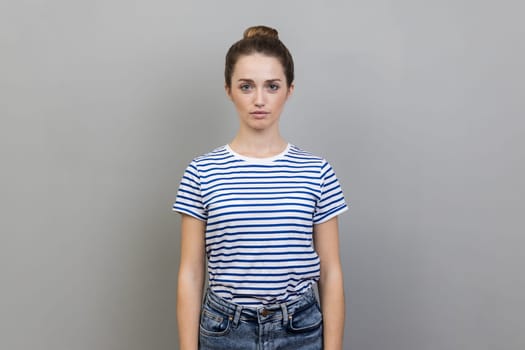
[1,1,524,349]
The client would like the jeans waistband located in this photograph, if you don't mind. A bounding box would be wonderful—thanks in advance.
[203,287,318,325]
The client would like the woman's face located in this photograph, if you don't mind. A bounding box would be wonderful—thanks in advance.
[226,53,294,132]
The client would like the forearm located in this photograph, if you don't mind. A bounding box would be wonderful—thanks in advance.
[318,266,345,350]
[177,215,206,350]
[177,269,204,350]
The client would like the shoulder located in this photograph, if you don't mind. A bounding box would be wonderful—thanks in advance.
[286,144,327,165]
[286,145,344,181]
[187,145,235,167]
[185,145,240,176]
[192,145,229,163]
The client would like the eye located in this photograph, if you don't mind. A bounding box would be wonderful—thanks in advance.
[268,83,280,91]
[239,83,252,91]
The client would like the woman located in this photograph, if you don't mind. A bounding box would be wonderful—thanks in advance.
[173,25,348,350]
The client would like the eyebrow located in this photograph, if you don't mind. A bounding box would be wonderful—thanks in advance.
[237,79,282,83]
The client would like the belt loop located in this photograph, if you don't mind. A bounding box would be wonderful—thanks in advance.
[281,303,289,327]
[232,304,242,327]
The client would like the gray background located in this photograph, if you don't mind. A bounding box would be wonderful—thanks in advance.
[1,0,524,349]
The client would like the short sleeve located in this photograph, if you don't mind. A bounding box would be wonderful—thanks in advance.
[313,160,348,224]
[172,161,207,221]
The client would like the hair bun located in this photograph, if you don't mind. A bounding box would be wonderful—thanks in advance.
[243,25,279,40]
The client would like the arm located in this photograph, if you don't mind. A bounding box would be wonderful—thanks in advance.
[313,216,345,350]
[177,214,206,350]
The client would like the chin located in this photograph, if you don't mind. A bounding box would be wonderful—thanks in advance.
[249,120,277,131]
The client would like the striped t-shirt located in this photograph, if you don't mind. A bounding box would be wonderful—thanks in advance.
[173,143,348,306]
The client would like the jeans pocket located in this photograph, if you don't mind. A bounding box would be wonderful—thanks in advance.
[286,302,323,334]
[199,305,233,337]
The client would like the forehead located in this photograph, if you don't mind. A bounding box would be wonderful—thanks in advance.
[232,54,285,80]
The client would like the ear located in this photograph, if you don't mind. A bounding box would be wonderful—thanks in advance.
[286,83,295,98]
[225,84,232,100]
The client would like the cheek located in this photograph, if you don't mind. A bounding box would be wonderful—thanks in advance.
[274,95,288,108]
[231,95,248,108]
[235,102,252,114]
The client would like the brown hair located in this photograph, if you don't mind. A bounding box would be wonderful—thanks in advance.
[225,25,294,88]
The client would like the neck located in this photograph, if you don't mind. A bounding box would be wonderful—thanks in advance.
[230,128,287,158]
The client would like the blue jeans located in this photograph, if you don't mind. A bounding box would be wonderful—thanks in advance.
[199,288,323,350]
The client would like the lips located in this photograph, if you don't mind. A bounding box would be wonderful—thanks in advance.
[250,110,269,117]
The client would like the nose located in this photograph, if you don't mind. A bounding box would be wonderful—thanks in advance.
[254,88,265,107]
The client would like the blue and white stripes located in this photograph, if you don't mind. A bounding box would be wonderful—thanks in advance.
[173,144,348,306]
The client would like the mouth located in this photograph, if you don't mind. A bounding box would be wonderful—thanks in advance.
[250,111,270,118]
